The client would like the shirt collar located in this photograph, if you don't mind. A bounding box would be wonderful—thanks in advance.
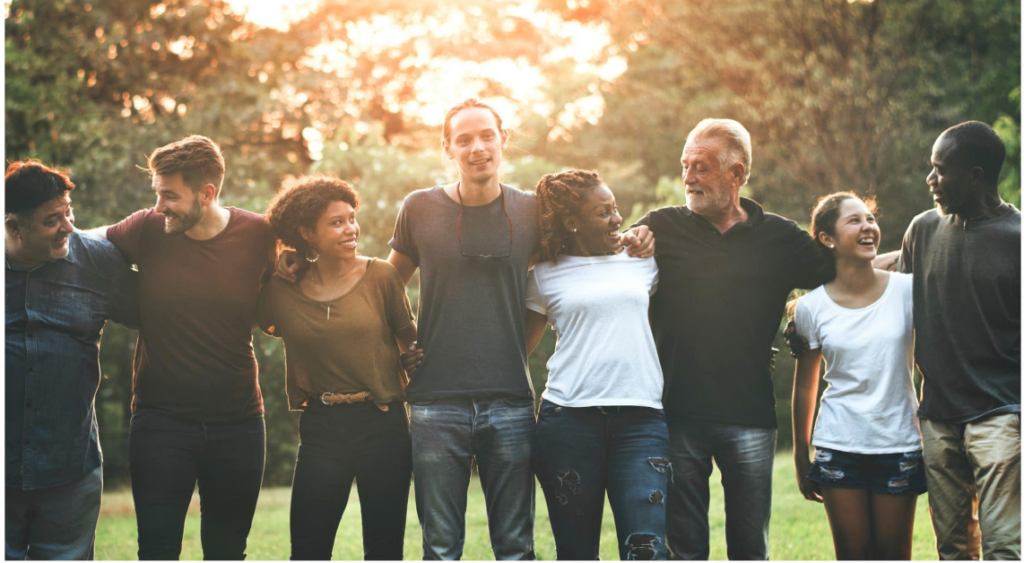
[5,231,78,271]
[681,197,765,235]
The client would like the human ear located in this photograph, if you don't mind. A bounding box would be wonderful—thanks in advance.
[5,216,20,239]
[817,231,835,249]
[561,216,577,233]
[442,141,454,159]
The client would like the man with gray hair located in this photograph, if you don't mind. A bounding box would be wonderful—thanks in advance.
[634,119,831,559]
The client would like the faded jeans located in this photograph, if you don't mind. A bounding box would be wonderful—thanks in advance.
[6,465,103,560]
[410,397,536,560]
[922,413,1021,560]
[533,400,670,560]
[666,420,776,560]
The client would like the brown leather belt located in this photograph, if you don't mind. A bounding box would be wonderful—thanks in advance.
[316,391,389,412]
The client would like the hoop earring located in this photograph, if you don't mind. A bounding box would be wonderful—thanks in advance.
[305,247,320,263]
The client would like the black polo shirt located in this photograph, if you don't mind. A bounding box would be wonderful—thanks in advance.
[635,198,828,428]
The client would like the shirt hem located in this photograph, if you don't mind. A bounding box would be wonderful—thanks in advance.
[810,439,924,455]
[918,403,1021,424]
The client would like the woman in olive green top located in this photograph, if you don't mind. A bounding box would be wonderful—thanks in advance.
[258,176,417,560]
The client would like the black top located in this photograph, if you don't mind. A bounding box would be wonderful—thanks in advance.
[898,206,1021,423]
[635,199,828,427]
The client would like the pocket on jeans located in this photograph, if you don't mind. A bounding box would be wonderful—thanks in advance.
[496,396,535,409]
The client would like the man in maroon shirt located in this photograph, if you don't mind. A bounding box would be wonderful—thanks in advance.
[94,135,276,560]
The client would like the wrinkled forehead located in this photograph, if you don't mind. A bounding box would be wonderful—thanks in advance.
[681,137,724,164]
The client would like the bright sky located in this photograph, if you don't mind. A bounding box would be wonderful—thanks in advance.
[224,0,624,134]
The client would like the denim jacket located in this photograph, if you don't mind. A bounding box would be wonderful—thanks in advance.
[6,230,138,490]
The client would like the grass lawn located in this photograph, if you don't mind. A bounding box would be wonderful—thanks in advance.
[96,451,937,560]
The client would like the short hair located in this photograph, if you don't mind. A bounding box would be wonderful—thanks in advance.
[940,121,1006,187]
[5,159,76,218]
[147,135,226,195]
[266,175,361,278]
[441,98,506,146]
[685,119,753,185]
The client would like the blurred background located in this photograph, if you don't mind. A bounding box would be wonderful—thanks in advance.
[5,0,1020,489]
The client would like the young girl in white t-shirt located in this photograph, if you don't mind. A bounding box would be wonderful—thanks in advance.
[525,169,668,560]
[785,192,924,560]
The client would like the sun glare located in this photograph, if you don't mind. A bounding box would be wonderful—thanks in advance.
[226,0,622,136]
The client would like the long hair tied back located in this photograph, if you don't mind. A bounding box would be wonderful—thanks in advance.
[535,169,603,262]
[785,191,877,357]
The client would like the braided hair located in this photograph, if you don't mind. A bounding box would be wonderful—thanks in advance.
[266,175,361,280]
[535,169,603,262]
[784,191,877,357]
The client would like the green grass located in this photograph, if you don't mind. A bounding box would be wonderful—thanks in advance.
[96,452,937,560]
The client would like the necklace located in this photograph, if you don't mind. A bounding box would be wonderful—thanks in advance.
[313,262,358,319]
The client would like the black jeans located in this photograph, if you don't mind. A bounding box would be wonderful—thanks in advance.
[128,411,266,560]
[290,401,412,560]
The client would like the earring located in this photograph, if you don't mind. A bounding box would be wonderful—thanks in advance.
[828,245,835,249]
[305,247,320,263]
[570,228,578,233]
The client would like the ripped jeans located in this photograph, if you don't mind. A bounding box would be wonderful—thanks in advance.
[533,400,670,560]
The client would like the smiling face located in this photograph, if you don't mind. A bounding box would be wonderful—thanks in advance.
[8,193,75,264]
[565,184,623,256]
[307,200,359,260]
[153,173,204,235]
[927,134,976,216]
[681,137,738,218]
[444,107,508,185]
[820,198,880,263]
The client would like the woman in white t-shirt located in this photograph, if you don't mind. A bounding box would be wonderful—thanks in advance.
[785,192,924,560]
[525,169,667,560]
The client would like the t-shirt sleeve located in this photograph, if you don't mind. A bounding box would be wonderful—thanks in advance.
[794,297,821,351]
[647,257,659,296]
[525,269,547,315]
[384,264,415,333]
[789,226,829,289]
[105,209,151,264]
[388,194,419,266]
[256,280,278,336]
[898,222,914,274]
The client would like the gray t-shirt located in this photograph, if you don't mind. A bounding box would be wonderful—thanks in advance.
[899,205,1021,423]
[389,185,539,403]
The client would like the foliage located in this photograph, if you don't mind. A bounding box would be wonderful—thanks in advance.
[7,0,1018,489]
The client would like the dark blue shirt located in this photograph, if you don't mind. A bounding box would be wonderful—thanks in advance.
[6,231,138,490]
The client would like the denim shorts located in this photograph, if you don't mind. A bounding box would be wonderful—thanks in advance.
[806,447,927,495]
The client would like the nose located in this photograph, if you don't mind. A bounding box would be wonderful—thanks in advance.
[155,196,168,214]
[470,137,485,153]
[59,213,74,233]
[926,168,936,187]
[683,167,696,184]
[612,210,623,226]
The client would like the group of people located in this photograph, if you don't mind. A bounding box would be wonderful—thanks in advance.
[4,97,1019,562]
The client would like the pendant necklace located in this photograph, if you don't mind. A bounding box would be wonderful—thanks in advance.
[314,265,348,320]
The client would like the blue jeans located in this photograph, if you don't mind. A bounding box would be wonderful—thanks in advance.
[533,400,670,560]
[410,398,536,560]
[6,465,103,560]
[128,411,266,560]
[666,420,776,560]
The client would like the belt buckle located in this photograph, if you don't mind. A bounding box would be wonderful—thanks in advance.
[321,392,335,406]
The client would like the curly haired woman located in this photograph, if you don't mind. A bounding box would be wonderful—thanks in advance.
[525,169,668,560]
[786,192,923,560]
[258,176,417,560]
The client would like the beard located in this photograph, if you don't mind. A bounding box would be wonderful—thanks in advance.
[163,198,203,235]
[686,182,733,217]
